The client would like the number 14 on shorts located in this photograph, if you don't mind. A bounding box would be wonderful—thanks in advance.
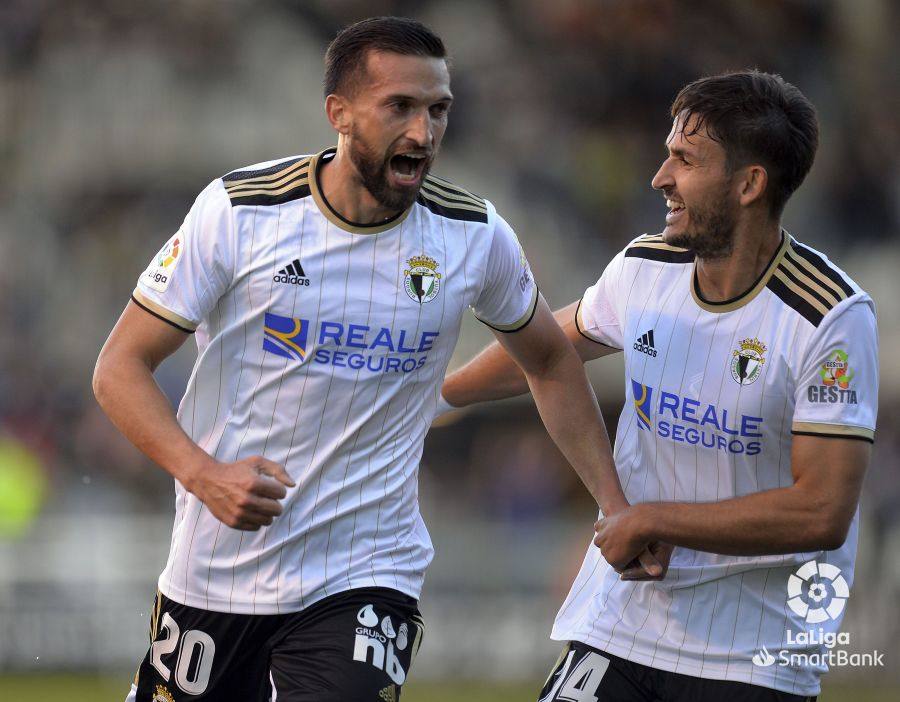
[540,645,611,702]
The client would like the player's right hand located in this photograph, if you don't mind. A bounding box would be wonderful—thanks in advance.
[187,456,296,531]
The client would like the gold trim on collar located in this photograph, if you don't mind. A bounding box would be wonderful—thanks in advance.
[690,231,789,313]
[309,147,413,234]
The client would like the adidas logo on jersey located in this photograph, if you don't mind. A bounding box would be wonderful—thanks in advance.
[274,259,310,286]
[633,329,658,357]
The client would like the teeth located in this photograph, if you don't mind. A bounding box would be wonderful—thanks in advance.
[666,199,684,210]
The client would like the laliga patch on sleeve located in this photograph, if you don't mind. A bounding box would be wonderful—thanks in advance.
[142,232,183,292]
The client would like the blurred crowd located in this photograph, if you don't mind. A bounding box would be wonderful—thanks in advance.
[0,0,897,530]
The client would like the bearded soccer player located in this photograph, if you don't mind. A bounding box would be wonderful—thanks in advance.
[92,16,657,702]
[439,71,877,701]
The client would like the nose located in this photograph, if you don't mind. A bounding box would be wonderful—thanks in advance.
[651,158,674,192]
[405,109,433,148]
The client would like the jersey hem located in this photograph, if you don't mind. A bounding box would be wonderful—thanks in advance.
[549,633,821,697]
[157,575,423,616]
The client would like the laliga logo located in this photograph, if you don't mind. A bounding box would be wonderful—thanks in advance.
[787,560,849,623]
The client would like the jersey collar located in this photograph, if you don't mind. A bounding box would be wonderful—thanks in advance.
[690,230,789,313]
[309,147,414,234]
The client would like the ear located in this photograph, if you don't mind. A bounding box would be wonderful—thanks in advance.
[325,94,351,136]
[738,165,768,207]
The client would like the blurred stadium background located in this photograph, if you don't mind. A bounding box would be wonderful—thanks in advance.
[1,1,898,699]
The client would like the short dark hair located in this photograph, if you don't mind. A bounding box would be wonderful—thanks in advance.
[671,70,818,217]
[324,17,446,98]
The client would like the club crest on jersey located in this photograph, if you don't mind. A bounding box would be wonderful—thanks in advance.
[143,233,183,292]
[731,337,767,386]
[404,255,441,304]
[152,685,175,702]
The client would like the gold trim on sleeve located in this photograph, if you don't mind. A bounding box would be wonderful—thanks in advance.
[474,284,539,332]
[132,289,198,331]
[575,300,605,342]
[791,421,875,441]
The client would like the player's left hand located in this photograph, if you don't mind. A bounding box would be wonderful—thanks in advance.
[618,541,674,581]
[593,505,659,574]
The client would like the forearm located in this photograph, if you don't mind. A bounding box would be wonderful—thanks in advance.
[93,354,213,487]
[525,346,627,516]
[639,487,845,556]
[442,340,530,407]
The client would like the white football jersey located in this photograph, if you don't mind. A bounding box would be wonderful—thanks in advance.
[132,148,537,614]
[552,233,877,696]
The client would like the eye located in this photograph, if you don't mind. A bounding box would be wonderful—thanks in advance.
[430,103,450,118]
[390,100,411,114]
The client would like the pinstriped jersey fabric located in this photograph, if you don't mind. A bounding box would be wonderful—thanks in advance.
[132,149,537,615]
[553,233,877,697]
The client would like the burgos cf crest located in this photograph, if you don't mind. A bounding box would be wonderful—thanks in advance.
[263,313,309,361]
[152,685,175,702]
[404,255,441,304]
[731,337,767,386]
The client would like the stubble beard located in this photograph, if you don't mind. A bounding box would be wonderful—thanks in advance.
[666,185,738,260]
[348,131,430,213]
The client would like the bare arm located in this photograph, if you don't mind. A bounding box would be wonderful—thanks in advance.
[443,300,620,407]
[93,301,294,530]
[487,297,625,515]
[595,435,869,569]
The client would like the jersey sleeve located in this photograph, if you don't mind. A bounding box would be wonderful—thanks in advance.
[791,296,878,442]
[575,249,627,350]
[132,179,234,332]
[471,210,539,332]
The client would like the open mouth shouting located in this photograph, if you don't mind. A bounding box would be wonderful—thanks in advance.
[388,152,429,188]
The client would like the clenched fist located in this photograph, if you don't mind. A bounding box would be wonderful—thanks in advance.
[184,455,295,530]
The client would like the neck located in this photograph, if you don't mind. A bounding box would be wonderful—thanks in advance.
[695,218,782,302]
[317,140,402,225]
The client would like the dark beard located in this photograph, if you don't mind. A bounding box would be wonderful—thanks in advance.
[348,134,426,213]
[666,192,737,260]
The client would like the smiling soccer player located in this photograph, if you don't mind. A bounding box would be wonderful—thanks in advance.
[439,71,878,701]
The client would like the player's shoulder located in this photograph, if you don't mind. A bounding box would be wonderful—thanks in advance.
[621,233,696,264]
[416,173,490,224]
[767,234,871,328]
[220,153,314,207]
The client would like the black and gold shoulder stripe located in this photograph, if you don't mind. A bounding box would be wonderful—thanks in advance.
[624,234,695,264]
[766,240,856,327]
[417,175,488,223]
[222,156,312,207]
